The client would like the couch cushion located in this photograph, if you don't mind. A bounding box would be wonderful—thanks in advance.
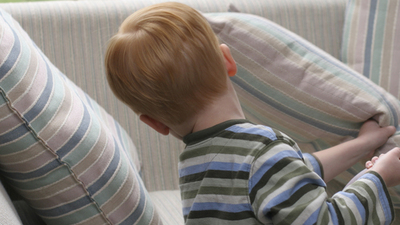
[205,12,400,205]
[0,8,161,225]
[149,190,184,225]
[341,0,400,99]
[0,180,22,225]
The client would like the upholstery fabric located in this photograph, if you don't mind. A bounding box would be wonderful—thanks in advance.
[0,0,346,192]
[205,12,400,206]
[149,190,184,225]
[0,181,22,225]
[341,0,400,99]
[11,200,46,225]
[0,8,160,225]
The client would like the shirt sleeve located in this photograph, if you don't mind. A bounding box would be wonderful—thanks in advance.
[249,143,394,225]
[303,153,324,179]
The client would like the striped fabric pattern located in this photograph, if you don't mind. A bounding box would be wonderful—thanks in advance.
[0,0,347,192]
[205,12,400,206]
[149,190,184,225]
[180,120,394,224]
[0,8,161,225]
[341,0,400,99]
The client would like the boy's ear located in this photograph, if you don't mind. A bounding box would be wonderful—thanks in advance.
[220,44,237,77]
[139,115,170,135]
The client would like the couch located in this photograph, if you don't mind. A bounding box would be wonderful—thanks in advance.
[1,0,399,224]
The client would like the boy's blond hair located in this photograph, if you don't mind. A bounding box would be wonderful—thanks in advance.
[105,2,227,125]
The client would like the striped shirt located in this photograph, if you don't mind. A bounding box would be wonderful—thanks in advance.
[179,120,394,225]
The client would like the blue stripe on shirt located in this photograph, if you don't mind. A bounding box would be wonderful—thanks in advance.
[262,177,326,215]
[339,192,366,224]
[226,125,277,140]
[360,173,393,224]
[304,153,322,178]
[303,208,321,225]
[249,150,301,190]
[326,201,339,225]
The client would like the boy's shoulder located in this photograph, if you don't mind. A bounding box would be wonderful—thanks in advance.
[183,119,297,150]
[222,121,297,147]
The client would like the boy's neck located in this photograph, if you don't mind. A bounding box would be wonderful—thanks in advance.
[191,78,245,133]
[167,77,245,140]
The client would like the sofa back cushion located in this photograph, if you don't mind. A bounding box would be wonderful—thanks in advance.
[341,0,400,99]
[0,8,161,225]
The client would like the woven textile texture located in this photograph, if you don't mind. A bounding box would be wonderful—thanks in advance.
[0,8,161,225]
[341,0,400,99]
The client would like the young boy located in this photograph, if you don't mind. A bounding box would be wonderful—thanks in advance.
[105,2,400,224]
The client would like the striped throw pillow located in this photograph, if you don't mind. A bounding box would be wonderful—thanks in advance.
[0,8,161,225]
[205,12,400,205]
[341,0,400,99]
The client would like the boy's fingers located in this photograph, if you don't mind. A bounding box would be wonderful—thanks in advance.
[371,156,379,164]
[365,156,380,169]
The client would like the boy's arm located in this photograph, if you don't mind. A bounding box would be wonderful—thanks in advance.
[313,120,395,182]
[250,145,394,225]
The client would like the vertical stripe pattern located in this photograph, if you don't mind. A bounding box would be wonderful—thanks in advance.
[0,8,161,225]
[341,0,400,99]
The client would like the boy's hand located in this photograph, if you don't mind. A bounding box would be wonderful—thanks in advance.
[357,120,396,160]
[365,156,379,169]
[370,147,400,187]
[313,120,395,182]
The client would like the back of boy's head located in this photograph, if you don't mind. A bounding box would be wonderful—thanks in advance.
[105,2,227,125]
